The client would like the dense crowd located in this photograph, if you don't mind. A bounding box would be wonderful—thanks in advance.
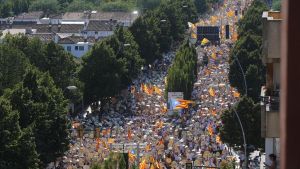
[53,0,245,168]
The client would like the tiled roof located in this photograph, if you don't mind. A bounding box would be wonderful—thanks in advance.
[62,11,138,21]
[35,24,84,33]
[90,12,138,21]
[86,20,117,31]
[62,12,86,20]
[58,36,99,44]
[28,33,55,42]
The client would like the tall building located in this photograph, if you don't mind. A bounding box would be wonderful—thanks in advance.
[261,11,281,165]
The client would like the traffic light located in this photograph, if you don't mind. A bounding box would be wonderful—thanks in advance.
[225,25,230,39]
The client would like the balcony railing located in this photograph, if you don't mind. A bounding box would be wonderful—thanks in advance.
[262,95,280,112]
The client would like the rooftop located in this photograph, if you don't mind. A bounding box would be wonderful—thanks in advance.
[58,35,100,44]
[86,20,117,31]
[35,24,84,33]
[28,33,55,42]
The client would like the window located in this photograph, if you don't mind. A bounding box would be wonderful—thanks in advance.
[75,46,79,51]
[79,46,84,51]
[67,46,71,52]
[95,31,98,35]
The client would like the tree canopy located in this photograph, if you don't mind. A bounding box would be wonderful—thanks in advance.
[3,35,79,91]
[0,45,29,95]
[0,97,40,169]
[220,96,264,150]
[3,68,70,166]
[165,41,197,99]
[229,0,267,102]
[79,41,126,105]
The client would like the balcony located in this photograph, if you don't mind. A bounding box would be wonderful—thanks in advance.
[261,87,280,138]
[263,95,280,112]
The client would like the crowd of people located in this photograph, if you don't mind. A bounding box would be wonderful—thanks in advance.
[54,0,247,168]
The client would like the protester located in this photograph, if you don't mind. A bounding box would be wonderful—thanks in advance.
[58,0,244,168]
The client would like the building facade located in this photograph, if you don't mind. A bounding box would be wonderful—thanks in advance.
[261,11,281,166]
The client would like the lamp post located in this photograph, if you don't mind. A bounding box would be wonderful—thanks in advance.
[65,86,84,114]
[116,43,131,56]
[228,103,247,169]
[64,86,79,115]
[234,55,248,96]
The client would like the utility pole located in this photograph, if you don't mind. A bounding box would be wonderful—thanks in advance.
[228,103,247,169]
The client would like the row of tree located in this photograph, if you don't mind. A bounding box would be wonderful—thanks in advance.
[0,36,80,168]
[0,0,218,18]
[80,0,200,108]
[165,41,197,99]
[220,0,268,156]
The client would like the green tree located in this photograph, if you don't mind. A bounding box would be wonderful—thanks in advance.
[29,0,59,14]
[228,26,265,101]
[44,41,78,89]
[153,10,173,53]
[194,0,208,14]
[137,0,162,11]
[79,41,126,107]
[165,41,197,99]
[237,0,268,37]
[272,0,281,10]
[0,45,29,95]
[12,0,30,15]
[3,35,78,91]
[129,14,161,64]
[172,0,198,23]
[220,96,264,149]
[0,97,39,169]
[106,26,144,87]
[0,2,12,17]
[66,0,93,11]
[158,2,185,41]
[6,68,70,166]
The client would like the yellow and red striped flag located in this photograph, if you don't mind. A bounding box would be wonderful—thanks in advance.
[209,87,215,97]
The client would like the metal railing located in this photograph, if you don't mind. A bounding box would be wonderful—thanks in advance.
[262,96,280,112]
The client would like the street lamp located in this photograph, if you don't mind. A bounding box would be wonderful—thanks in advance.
[65,85,84,114]
[233,55,248,96]
[160,19,167,22]
[116,43,131,56]
[228,103,247,169]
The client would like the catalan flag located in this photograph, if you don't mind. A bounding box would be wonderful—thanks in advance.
[216,135,221,144]
[157,138,164,146]
[233,91,240,98]
[128,129,132,140]
[207,125,213,136]
[107,138,115,144]
[209,87,216,97]
[211,53,217,60]
[128,151,136,163]
[96,138,100,151]
[145,144,151,152]
[154,86,162,95]
[139,159,146,169]
[227,10,234,17]
[211,109,217,116]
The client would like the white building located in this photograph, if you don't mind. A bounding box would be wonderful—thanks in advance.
[58,35,96,58]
